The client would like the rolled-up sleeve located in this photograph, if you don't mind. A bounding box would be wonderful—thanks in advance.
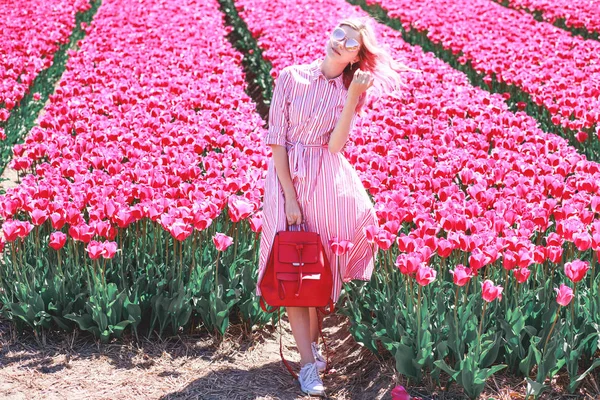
[265,68,291,146]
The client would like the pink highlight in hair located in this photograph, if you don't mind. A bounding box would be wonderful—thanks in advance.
[337,17,420,115]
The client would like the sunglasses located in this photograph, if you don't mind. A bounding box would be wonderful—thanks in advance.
[330,27,360,52]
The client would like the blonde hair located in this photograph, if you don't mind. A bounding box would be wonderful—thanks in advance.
[338,17,420,114]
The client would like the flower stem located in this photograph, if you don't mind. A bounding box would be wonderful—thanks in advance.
[542,306,561,355]
[477,301,488,353]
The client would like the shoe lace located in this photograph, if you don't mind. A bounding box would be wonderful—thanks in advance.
[302,363,321,385]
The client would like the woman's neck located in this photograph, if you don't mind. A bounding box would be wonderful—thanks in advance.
[320,57,346,80]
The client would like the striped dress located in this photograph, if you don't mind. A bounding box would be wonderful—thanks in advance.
[256,58,380,304]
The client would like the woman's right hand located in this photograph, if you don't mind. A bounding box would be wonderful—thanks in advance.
[285,196,303,225]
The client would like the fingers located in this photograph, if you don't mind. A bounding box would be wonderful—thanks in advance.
[352,69,373,85]
[286,212,303,225]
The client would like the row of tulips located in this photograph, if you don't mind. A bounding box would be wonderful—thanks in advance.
[233,0,600,397]
[0,0,99,174]
[0,0,274,342]
[351,0,600,162]
[0,0,91,131]
[492,0,600,40]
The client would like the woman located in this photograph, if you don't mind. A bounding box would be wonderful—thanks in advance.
[256,17,414,396]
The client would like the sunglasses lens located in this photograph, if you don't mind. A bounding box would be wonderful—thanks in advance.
[332,28,346,41]
[345,38,360,52]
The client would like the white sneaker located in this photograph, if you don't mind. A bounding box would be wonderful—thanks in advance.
[311,341,327,372]
[298,362,326,397]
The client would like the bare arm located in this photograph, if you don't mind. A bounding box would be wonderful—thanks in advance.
[269,144,297,201]
[328,69,374,154]
[328,95,359,154]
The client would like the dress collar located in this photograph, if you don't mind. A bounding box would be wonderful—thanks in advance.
[309,58,344,88]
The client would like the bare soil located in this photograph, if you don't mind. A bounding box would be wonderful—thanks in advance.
[1,310,599,400]
[0,312,398,400]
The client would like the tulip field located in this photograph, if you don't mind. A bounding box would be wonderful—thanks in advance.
[1,0,599,398]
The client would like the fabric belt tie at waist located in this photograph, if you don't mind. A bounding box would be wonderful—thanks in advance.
[286,140,328,181]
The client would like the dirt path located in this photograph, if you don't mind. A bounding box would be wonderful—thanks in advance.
[0,312,397,400]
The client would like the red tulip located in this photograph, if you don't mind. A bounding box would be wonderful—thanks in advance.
[564,259,589,283]
[449,264,473,286]
[576,131,588,143]
[49,231,67,250]
[469,248,490,271]
[513,267,531,284]
[501,251,517,271]
[481,280,503,302]
[415,265,436,286]
[213,232,233,252]
[546,246,563,263]
[555,284,574,306]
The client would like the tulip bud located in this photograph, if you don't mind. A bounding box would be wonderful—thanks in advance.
[213,232,233,252]
[481,280,503,302]
[564,259,589,283]
[391,385,411,400]
[415,265,436,286]
[49,232,67,250]
[449,264,473,286]
[555,284,574,306]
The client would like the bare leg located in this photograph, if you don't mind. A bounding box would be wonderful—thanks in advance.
[308,307,323,345]
[286,306,315,366]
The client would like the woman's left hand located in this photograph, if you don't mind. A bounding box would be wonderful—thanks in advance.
[348,69,374,99]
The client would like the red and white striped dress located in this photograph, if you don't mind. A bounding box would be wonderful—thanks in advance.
[256,58,380,304]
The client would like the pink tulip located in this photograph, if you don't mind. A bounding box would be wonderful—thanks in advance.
[227,196,254,222]
[481,280,503,302]
[86,241,104,260]
[374,228,396,251]
[2,220,20,242]
[555,284,574,306]
[364,224,378,244]
[391,385,411,400]
[102,241,118,259]
[449,264,473,286]
[50,212,65,230]
[169,220,193,241]
[213,232,233,252]
[395,253,420,275]
[564,259,589,283]
[415,265,436,286]
[49,231,67,250]
[249,214,262,233]
[573,232,592,252]
[330,238,354,256]
[114,209,134,229]
[30,209,48,226]
[436,238,454,258]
